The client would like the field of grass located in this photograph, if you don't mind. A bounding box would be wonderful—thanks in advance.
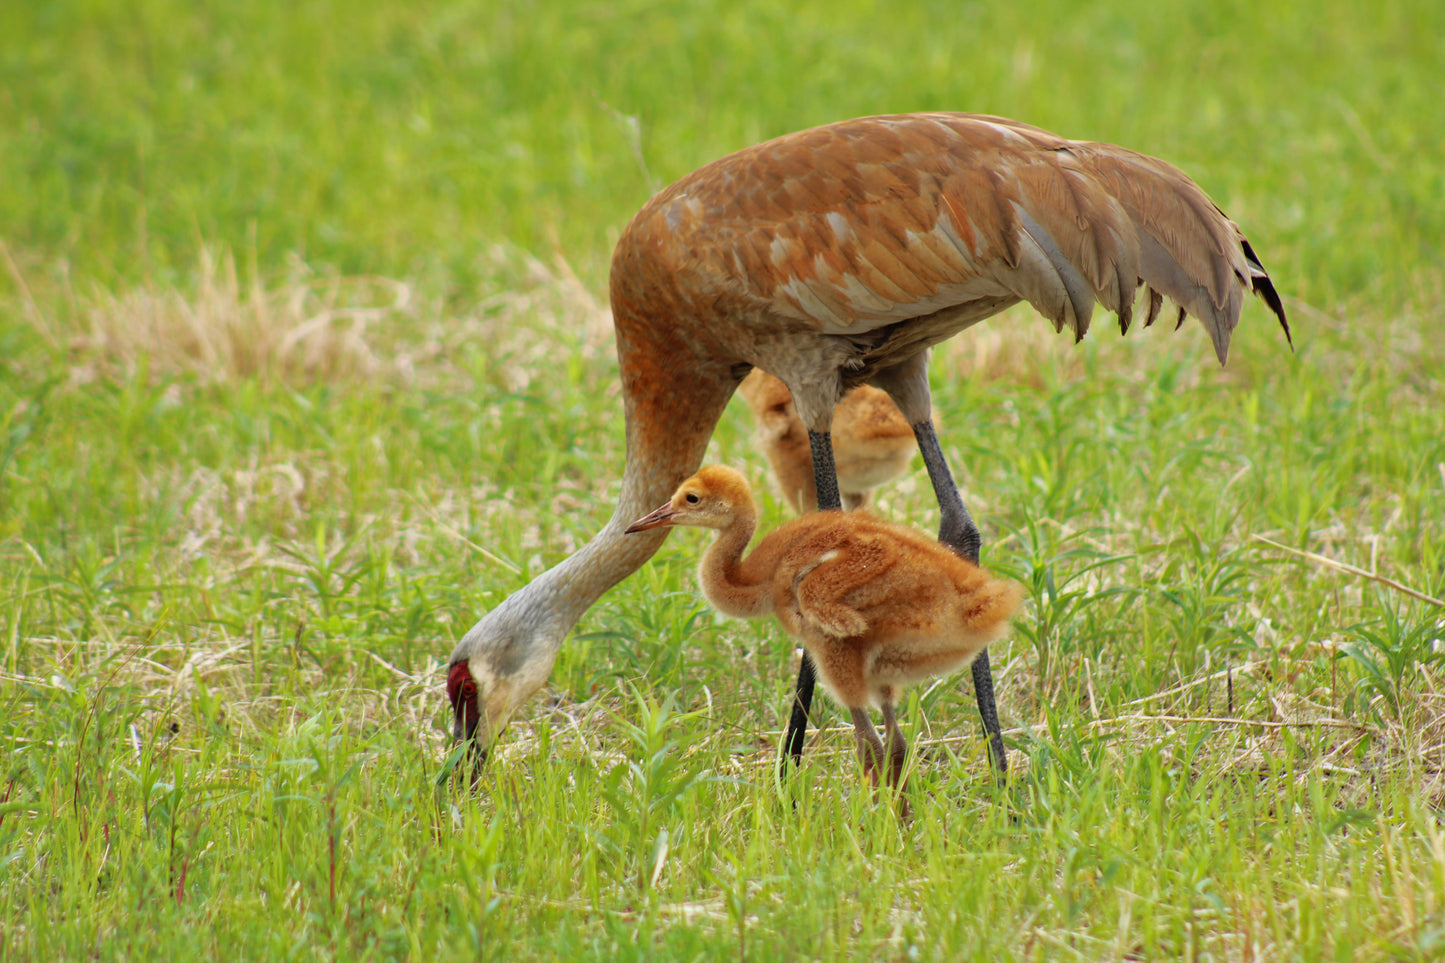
[3,0,1444,958]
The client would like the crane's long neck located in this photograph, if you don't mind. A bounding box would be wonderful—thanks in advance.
[565,311,740,629]
[696,498,775,620]
[460,305,740,666]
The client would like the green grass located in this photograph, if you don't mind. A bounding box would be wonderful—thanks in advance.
[3,0,1445,958]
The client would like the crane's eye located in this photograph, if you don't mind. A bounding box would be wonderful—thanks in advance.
[460,680,477,698]
[685,493,700,504]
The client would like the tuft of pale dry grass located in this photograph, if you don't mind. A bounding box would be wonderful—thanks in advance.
[7,243,417,385]
[469,245,615,375]
[4,240,624,398]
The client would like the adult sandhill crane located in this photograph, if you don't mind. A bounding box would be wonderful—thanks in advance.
[737,369,917,513]
[626,465,1023,814]
[447,112,1290,779]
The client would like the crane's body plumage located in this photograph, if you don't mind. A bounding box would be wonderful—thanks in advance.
[613,112,1285,427]
[449,112,1289,761]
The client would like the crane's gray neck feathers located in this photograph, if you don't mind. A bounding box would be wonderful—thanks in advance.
[453,513,667,675]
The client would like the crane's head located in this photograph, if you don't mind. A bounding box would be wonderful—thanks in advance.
[625,465,756,534]
[445,598,562,779]
[446,658,484,756]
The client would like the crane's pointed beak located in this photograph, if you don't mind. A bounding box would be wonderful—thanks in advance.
[451,703,488,789]
[447,659,487,787]
[625,503,678,533]
[453,706,480,747]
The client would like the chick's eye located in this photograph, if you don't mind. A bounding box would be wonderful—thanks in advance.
[685,493,700,504]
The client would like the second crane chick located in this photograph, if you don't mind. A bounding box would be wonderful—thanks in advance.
[626,465,1023,808]
[736,369,917,514]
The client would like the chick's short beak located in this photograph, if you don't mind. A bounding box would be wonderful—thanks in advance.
[625,503,678,534]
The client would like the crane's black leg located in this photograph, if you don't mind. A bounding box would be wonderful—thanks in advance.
[779,429,842,778]
[807,428,843,514]
[782,654,816,772]
[913,420,981,561]
[912,419,1007,779]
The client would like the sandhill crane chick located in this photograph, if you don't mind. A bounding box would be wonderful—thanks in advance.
[737,369,919,513]
[626,465,1023,807]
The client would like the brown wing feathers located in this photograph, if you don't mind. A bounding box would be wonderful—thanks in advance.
[924,117,1289,362]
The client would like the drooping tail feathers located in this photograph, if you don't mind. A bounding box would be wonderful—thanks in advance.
[1002,133,1291,363]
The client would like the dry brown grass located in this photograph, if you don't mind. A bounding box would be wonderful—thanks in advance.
[5,243,415,384]
[3,240,617,393]
[469,246,615,391]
